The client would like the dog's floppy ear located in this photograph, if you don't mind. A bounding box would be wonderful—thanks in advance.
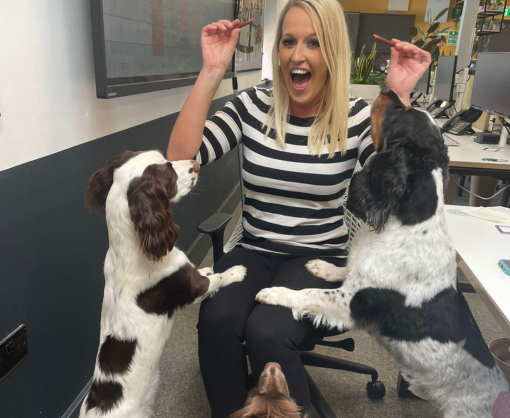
[347,145,409,232]
[86,150,141,213]
[128,162,179,262]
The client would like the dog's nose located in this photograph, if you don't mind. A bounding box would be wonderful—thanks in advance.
[189,160,200,174]
[380,87,392,95]
[264,362,282,371]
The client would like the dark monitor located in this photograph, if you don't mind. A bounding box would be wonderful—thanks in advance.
[415,66,431,95]
[434,56,458,103]
[471,52,510,118]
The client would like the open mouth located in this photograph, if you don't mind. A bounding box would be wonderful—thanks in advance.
[290,69,311,91]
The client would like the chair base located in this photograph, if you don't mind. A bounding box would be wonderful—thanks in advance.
[301,350,386,418]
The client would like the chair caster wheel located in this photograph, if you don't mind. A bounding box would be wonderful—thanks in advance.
[366,381,386,399]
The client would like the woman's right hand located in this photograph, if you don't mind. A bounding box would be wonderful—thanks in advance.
[201,19,241,74]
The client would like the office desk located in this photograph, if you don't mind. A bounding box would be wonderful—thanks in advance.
[436,119,510,179]
[446,205,510,337]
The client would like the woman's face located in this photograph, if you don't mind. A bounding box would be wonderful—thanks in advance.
[278,7,328,112]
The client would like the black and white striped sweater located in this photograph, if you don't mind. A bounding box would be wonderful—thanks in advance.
[196,86,374,257]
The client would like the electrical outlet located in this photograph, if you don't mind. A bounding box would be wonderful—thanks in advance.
[0,325,28,383]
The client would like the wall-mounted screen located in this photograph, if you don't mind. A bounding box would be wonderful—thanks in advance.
[91,0,235,99]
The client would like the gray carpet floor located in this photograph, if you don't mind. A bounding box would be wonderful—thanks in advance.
[153,191,507,418]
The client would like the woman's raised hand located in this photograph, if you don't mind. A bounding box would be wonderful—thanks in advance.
[385,39,431,105]
[201,19,242,74]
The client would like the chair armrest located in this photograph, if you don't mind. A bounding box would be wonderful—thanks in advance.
[197,213,232,235]
[197,213,232,264]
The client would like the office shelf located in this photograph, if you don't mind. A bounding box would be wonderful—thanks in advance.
[477,10,505,17]
[476,0,507,36]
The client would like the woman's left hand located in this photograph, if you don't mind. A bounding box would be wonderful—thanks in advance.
[385,39,431,106]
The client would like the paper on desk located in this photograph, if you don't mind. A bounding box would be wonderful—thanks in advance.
[458,206,510,223]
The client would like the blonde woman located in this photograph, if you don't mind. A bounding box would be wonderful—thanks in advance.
[167,1,430,416]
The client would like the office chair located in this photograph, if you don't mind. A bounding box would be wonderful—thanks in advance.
[197,162,386,418]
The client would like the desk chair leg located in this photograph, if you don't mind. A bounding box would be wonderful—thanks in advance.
[457,175,467,197]
[305,369,337,418]
[300,352,385,399]
[396,372,418,398]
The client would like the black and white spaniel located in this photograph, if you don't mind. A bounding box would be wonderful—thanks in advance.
[80,150,246,418]
[256,89,509,418]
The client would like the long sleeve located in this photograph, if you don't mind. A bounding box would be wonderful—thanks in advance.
[194,95,244,166]
[350,98,375,168]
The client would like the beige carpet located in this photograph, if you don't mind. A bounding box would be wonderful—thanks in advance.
[153,203,506,418]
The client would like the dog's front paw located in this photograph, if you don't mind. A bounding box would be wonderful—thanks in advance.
[256,287,296,308]
[306,259,346,282]
[223,265,247,284]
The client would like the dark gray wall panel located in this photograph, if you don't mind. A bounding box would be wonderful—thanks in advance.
[488,25,510,52]
[0,95,240,417]
[356,13,415,59]
[345,12,360,53]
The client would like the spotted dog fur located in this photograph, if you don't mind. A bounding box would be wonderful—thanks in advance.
[257,89,509,418]
[80,151,246,418]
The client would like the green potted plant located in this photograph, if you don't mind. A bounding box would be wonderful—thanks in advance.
[409,7,452,63]
[349,43,382,100]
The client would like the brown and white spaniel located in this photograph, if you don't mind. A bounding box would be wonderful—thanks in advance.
[80,150,246,418]
[230,362,305,418]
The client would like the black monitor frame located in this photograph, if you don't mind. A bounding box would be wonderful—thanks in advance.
[90,0,234,99]
[470,52,510,118]
[434,55,458,103]
[415,66,431,95]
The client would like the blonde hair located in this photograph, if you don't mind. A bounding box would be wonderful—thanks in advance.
[265,0,351,157]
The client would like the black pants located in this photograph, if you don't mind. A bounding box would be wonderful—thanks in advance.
[197,247,346,418]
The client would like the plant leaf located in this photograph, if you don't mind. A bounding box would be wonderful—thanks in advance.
[428,37,444,46]
[424,43,437,53]
[417,24,426,41]
[409,26,418,38]
[435,7,449,22]
[437,25,453,34]
[414,39,425,47]
[428,22,440,33]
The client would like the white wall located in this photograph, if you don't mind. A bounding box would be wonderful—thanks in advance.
[0,0,262,172]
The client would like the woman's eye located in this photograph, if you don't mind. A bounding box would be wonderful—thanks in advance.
[282,39,295,47]
[308,39,320,48]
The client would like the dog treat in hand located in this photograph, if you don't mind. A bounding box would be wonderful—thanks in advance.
[373,34,397,47]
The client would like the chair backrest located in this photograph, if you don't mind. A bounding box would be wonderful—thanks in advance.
[342,160,364,252]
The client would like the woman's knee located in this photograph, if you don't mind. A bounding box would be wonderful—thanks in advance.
[245,304,299,352]
[198,296,243,340]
